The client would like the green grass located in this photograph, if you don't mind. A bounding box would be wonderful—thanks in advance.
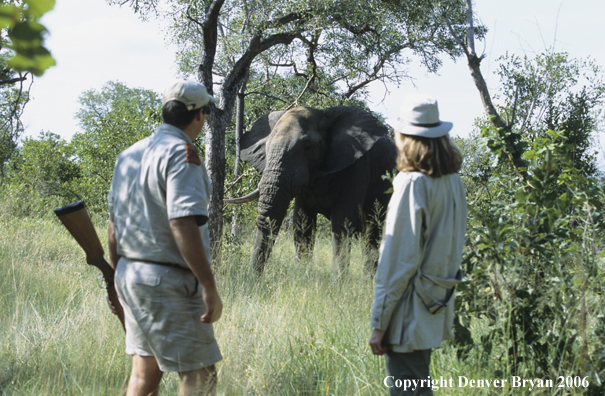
[0,213,598,395]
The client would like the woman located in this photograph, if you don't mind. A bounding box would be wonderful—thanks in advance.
[369,93,467,395]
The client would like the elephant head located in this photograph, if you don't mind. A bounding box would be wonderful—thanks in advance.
[237,106,390,273]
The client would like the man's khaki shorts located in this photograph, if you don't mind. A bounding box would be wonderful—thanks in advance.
[115,258,222,372]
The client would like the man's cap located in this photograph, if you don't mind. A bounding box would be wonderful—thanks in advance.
[386,93,453,138]
[162,79,217,111]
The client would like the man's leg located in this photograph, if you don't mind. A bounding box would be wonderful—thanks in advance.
[178,364,217,396]
[127,355,163,396]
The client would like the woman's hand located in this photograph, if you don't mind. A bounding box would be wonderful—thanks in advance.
[369,328,388,355]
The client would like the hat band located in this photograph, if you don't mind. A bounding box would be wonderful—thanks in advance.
[402,119,442,128]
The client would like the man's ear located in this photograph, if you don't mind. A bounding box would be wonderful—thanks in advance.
[196,108,205,121]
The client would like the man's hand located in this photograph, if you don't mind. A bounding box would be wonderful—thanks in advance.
[201,286,223,323]
[107,295,118,315]
[369,328,388,355]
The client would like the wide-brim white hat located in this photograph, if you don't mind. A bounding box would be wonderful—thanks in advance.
[386,93,453,138]
[162,79,217,110]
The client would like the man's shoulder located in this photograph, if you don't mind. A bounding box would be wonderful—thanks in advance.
[153,125,204,166]
[116,136,152,164]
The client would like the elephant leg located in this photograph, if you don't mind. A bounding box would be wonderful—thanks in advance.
[361,226,380,273]
[250,216,284,275]
[331,214,357,278]
[250,227,275,275]
[361,199,386,272]
[293,199,317,263]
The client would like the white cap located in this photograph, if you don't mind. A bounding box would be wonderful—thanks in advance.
[162,79,217,110]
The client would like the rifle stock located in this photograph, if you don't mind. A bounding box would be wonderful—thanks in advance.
[54,201,125,331]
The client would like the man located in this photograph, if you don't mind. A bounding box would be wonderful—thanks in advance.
[107,79,223,396]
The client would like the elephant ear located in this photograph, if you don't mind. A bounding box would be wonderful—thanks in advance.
[241,111,285,174]
[319,106,389,173]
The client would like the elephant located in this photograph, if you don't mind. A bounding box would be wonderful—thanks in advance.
[226,106,398,274]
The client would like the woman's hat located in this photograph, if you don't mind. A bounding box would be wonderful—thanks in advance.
[386,93,453,138]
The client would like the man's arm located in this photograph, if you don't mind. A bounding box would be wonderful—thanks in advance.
[169,216,222,324]
[106,217,121,315]
[108,217,121,269]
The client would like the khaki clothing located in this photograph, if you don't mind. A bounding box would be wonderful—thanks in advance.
[371,172,467,353]
[108,123,220,371]
[108,124,212,268]
[115,258,222,372]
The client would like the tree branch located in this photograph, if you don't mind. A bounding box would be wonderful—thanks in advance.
[465,0,476,56]
[222,30,302,101]
[442,2,527,180]
[261,10,310,31]
[285,31,319,109]
[244,91,289,104]
[268,62,294,67]
[329,14,376,36]
[0,76,27,86]
[442,12,470,60]
[342,44,410,98]
[197,0,226,97]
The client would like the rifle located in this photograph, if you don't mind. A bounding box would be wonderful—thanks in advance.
[54,201,125,331]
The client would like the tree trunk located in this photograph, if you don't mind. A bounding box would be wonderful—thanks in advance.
[205,113,227,264]
[203,82,247,264]
[192,0,305,264]
[231,74,249,239]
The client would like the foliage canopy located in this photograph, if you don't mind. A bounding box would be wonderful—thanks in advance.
[2,81,161,215]
[0,0,56,179]
[450,45,605,386]
[0,0,56,76]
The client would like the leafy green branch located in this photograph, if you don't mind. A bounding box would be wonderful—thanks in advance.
[0,0,56,76]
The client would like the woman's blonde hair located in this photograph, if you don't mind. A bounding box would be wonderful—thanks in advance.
[395,132,463,177]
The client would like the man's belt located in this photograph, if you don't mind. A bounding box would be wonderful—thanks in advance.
[128,258,192,272]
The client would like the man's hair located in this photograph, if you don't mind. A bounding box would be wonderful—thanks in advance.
[162,101,208,128]
[395,132,463,177]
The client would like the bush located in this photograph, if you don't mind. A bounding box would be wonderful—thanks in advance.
[453,127,605,392]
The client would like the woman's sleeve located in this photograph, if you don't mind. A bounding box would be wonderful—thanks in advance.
[371,174,427,331]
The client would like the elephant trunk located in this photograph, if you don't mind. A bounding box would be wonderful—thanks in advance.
[249,168,296,274]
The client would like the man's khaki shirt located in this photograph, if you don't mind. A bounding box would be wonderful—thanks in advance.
[108,124,212,268]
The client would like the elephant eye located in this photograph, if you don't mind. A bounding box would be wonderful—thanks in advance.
[304,142,312,151]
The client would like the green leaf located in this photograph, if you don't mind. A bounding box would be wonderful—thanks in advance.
[9,20,46,41]
[9,44,52,58]
[0,5,21,28]
[515,189,528,203]
[25,0,55,18]
[7,51,56,76]
[523,149,535,160]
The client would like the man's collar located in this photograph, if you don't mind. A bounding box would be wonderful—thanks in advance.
[155,123,193,145]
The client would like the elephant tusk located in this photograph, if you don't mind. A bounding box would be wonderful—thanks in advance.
[223,188,260,205]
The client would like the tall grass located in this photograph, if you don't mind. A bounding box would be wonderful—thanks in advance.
[0,211,599,395]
